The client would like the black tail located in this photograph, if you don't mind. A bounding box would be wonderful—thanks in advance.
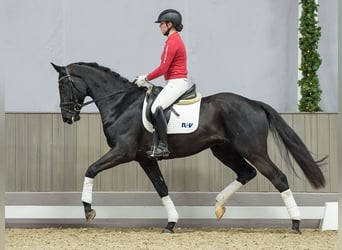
[258,102,326,189]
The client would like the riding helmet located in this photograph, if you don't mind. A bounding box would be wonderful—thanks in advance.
[155,9,183,32]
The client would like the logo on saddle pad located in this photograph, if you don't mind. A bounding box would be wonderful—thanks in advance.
[142,85,201,134]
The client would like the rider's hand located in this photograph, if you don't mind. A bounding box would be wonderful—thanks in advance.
[134,75,147,87]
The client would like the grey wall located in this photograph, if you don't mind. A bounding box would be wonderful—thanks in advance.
[3,0,338,113]
[318,0,338,112]
[0,0,5,245]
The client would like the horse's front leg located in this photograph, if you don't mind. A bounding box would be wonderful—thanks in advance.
[82,147,133,223]
[138,157,178,233]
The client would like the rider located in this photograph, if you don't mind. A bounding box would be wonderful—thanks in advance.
[135,9,190,158]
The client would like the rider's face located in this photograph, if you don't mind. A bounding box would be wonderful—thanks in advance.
[159,21,171,35]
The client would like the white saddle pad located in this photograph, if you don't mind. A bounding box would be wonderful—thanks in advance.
[142,96,201,134]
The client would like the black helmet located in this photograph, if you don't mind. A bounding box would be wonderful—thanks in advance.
[155,9,183,32]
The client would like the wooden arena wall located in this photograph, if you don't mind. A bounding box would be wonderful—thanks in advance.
[5,113,337,193]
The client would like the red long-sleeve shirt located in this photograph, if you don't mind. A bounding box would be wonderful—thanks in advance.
[147,32,188,81]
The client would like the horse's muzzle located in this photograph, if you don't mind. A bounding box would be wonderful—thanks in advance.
[63,115,80,124]
[63,117,73,124]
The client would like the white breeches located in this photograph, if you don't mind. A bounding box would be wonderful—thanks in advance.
[151,78,190,114]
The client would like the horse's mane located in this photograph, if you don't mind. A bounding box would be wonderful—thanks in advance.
[75,62,131,83]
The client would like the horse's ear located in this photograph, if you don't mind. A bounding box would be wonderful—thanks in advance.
[51,62,64,73]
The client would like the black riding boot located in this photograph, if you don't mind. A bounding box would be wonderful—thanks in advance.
[147,106,170,158]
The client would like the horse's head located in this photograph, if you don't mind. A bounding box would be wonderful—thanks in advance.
[51,62,87,124]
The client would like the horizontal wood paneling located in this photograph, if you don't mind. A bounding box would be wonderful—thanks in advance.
[5,113,337,193]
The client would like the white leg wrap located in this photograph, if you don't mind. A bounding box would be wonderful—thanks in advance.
[281,189,301,221]
[162,195,179,223]
[216,180,243,206]
[81,177,94,204]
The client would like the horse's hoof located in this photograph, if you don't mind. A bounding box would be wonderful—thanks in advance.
[86,209,96,223]
[291,219,301,234]
[162,228,174,234]
[215,206,226,221]
[162,222,176,233]
[292,228,302,234]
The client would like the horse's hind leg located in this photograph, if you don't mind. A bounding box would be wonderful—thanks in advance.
[246,153,301,233]
[138,157,178,233]
[210,144,257,220]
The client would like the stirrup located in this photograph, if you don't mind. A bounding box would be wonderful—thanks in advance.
[147,146,170,158]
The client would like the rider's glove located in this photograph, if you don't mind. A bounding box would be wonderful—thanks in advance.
[134,75,147,87]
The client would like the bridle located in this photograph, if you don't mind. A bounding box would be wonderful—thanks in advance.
[58,67,137,115]
[58,68,89,114]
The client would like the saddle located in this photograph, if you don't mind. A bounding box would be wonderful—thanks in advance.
[145,84,199,125]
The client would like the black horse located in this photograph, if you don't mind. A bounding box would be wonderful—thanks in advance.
[52,62,325,233]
